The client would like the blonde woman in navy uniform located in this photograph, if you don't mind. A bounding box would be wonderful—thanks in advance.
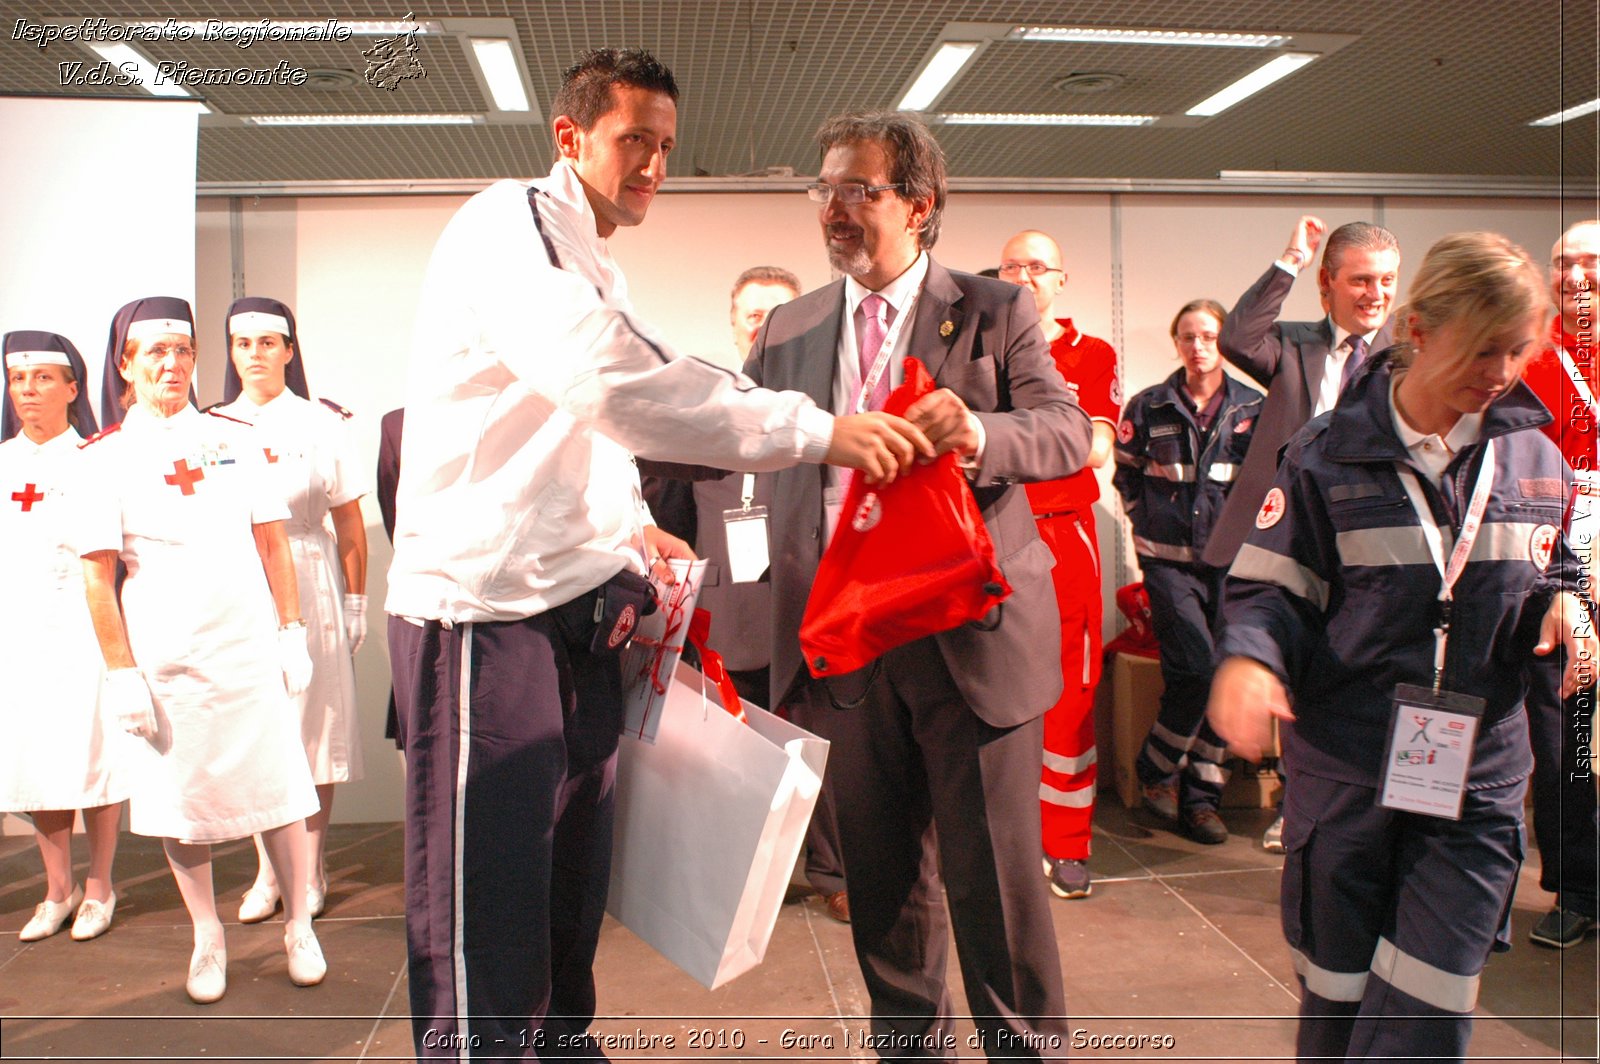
[78,297,324,1004]
[0,331,129,942]
[215,297,369,925]
[1210,234,1596,1061]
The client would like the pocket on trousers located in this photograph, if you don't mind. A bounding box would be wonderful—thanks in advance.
[1492,816,1528,954]
[1280,809,1318,953]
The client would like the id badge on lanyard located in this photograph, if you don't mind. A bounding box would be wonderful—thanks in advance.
[1379,438,1495,820]
[721,473,769,583]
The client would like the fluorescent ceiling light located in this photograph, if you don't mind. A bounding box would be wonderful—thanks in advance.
[1186,52,1317,116]
[897,41,981,111]
[244,113,480,126]
[88,42,191,97]
[1529,98,1600,127]
[470,38,531,112]
[130,19,441,35]
[1011,26,1287,48]
[941,112,1155,127]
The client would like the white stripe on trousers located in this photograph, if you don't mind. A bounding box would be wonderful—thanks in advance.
[453,624,474,1062]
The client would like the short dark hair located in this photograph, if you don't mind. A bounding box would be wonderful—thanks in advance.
[731,266,801,305]
[816,110,947,249]
[1322,221,1399,277]
[552,48,678,133]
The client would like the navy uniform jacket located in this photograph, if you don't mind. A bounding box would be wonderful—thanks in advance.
[1219,355,1578,788]
[1113,370,1263,567]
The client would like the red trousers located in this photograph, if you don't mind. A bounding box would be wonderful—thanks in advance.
[1035,509,1102,860]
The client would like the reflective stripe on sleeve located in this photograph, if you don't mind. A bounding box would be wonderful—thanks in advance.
[1371,936,1480,1013]
[1230,543,1330,611]
[1207,462,1239,482]
[1133,536,1197,563]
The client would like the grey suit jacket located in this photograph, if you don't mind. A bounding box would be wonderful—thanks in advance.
[744,258,1092,726]
[1202,263,1394,569]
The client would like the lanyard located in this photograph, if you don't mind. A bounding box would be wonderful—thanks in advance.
[1558,343,1598,415]
[1394,437,1496,692]
[739,472,755,511]
[852,287,921,414]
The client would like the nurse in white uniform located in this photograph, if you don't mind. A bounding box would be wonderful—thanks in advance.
[215,297,369,923]
[0,331,127,943]
[78,297,325,1004]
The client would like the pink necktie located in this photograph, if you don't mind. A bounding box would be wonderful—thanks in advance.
[857,294,890,411]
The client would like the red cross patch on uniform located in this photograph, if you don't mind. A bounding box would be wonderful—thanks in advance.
[1117,419,1134,444]
[1255,487,1287,530]
[1530,523,1559,572]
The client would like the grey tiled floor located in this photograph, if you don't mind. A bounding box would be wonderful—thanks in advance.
[1,804,1594,1062]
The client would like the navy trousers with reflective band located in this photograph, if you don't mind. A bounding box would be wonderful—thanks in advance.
[1135,561,1231,808]
[1280,769,1524,1063]
[399,613,621,1061]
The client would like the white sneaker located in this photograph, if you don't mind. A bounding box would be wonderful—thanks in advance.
[1262,814,1286,853]
[238,881,281,924]
[286,929,327,987]
[70,892,117,941]
[307,875,327,919]
[186,942,227,1004]
[20,884,82,942]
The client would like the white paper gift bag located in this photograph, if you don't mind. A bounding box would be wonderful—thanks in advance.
[607,660,829,989]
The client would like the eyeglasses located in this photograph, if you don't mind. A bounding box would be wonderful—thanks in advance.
[998,261,1064,279]
[144,343,195,359]
[805,182,904,205]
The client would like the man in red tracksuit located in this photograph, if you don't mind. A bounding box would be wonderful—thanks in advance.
[1520,218,1600,949]
[999,229,1121,898]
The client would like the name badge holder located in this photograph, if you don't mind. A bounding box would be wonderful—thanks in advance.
[1379,439,1495,820]
[721,473,770,583]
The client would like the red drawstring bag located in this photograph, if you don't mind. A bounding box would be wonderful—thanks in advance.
[800,358,1011,677]
[686,608,747,723]
[1102,582,1160,661]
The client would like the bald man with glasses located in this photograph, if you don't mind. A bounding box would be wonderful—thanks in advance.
[997,229,1122,901]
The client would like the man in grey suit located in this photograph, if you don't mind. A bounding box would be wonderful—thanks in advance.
[1202,214,1399,850]
[745,110,1090,1060]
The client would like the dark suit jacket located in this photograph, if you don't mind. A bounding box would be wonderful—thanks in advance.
[377,407,404,543]
[1202,263,1394,569]
[690,473,774,675]
[744,258,1091,726]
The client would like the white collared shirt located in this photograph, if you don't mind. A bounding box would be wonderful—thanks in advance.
[387,161,834,623]
[1315,320,1383,416]
[1389,376,1483,487]
[831,251,931,417]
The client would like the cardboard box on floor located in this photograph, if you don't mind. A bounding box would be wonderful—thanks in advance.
[1106,652,1281,810]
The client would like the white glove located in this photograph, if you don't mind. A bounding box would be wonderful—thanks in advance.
[343,592,368,654]
[104,668,158,740]
[278,623,314,697]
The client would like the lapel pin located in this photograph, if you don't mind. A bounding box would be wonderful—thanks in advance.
[939,320,955,338]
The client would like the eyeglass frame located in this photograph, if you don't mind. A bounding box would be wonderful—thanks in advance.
[997,261,1065,279]
[804,181,906,206]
